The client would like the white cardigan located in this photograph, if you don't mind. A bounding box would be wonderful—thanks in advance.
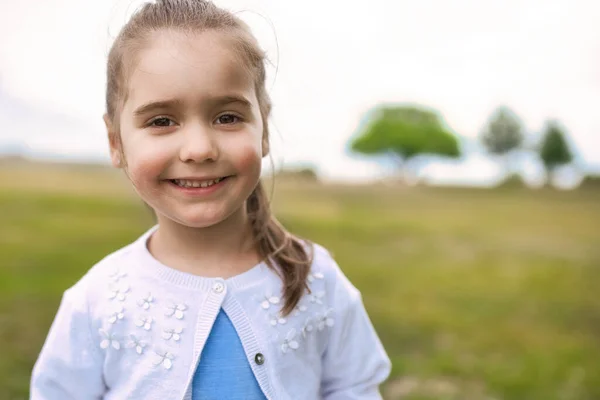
[30,226,391,399]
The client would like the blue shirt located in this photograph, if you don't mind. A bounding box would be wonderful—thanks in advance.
[192,309,267,399]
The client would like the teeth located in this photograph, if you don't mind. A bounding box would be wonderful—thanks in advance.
[173,178,223,188]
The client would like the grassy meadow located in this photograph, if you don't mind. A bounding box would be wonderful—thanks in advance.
[1,160,599,399]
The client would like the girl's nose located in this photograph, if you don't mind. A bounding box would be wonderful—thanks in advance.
[178,125,219,163]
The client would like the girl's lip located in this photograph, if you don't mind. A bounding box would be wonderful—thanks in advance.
[166,176,230,194]
[168,175,230,181]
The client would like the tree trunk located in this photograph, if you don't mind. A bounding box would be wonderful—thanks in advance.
[503,153,513,179]
[388,151,406,184]
[545,166,555,188]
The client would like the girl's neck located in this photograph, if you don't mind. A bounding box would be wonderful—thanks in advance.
[148,205,261,279]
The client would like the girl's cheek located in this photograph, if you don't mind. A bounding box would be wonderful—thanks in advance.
[124,140,174,178]
[227,139,263,169]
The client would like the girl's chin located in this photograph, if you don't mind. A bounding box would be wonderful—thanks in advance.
[158,208,239,229]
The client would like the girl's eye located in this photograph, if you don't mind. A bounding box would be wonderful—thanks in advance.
[149,117,175,127]
[215,114,240,125]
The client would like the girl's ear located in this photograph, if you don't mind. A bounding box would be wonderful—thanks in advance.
[103,114,122,168]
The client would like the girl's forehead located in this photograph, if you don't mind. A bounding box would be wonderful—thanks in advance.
[125,30,255,105]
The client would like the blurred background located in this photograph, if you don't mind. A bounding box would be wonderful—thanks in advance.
[1,0,599,399]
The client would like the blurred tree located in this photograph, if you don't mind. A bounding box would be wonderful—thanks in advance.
[480,106,524,175]
[580,174,600,191]
[539,120,574,185]
[350,105,461,180]
[275,166,319,182]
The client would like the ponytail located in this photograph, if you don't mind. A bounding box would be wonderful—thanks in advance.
[247,181,313,316]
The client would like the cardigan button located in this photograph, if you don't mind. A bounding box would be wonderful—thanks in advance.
[255,353,265,365]
[212,281,225,294]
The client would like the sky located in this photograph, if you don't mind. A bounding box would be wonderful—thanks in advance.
[0,0,598,185]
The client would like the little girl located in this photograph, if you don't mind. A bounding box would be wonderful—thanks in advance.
[30,1,390,398]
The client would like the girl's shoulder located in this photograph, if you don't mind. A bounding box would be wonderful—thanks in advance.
[310,242,360,291]
[302,242,363,312]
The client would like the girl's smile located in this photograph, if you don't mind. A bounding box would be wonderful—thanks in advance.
[166,175,232,197]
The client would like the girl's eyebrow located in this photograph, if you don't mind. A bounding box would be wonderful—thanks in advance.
[210,95,252,109]
[133,99,183,117]
[133,95,252,117]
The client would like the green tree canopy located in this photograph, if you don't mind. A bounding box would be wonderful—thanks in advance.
[480,106,524,156]
[539,120,574,174]
[350,105,461,165]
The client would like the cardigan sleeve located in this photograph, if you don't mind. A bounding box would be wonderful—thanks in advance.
[320,262,391,399]
[30,286,106,399]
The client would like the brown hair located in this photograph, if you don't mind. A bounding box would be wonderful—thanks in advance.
[105,0,312,316]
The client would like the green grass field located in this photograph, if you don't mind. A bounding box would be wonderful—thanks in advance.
[1,161,599,399]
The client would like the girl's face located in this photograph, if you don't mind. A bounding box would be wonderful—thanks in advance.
[107,30,267,229]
